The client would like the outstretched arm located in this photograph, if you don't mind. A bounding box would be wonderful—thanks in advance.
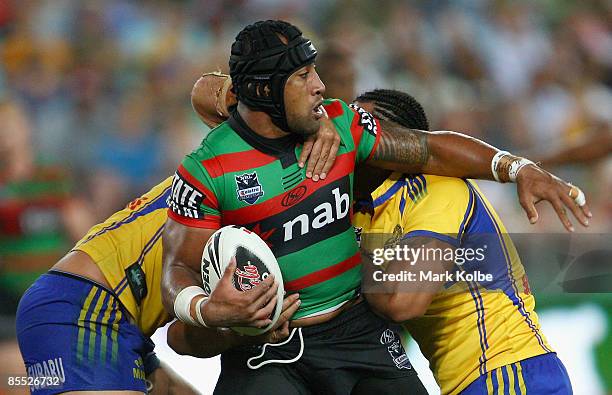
[368,125,495,179]
[192,72,592,231]
[366,121,591,232]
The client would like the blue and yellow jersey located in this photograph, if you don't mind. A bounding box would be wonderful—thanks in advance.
[73,177,173,337]
[353,173,553,395]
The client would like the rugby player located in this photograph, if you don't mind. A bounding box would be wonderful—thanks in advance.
[14,178,202,394]
[14,144,331,394]
[14,107,339,395]
[163,20,589,394]
[14,55,338,395]
[352,89,573,394]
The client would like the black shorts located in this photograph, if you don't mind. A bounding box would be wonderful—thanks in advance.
[214,301,427,395]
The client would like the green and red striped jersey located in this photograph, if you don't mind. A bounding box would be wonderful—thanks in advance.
[167,99,380,319]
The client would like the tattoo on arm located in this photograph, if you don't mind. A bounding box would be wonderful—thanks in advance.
[371,121,429,167]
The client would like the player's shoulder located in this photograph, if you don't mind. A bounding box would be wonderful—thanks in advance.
[370,172,404,199]
[203,121,234,143]
[401,175,474,238]
[322,98,349,119]
[322,98,369,120]
[405,174,471,212]
[421,175,470,196]
[118,177,173,216]
[323,98,376,149]
[75,178,172,250]
[320,99,350,145]
[190,121,246,160]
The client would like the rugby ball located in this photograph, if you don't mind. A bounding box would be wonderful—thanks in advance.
[201,225,284,335]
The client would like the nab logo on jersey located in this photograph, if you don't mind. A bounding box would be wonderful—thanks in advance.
[235,172,264,204]
[282,187,349,242]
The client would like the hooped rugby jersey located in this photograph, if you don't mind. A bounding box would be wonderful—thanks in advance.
[0,166,74,300]
[167,99,380,319]
[73,177,173,337]
[353,173,553,395]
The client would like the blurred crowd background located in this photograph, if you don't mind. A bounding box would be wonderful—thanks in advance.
[0,0,610,394]
[1,0,610,229]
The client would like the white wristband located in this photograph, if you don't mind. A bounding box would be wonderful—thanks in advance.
[491,151,510,182]
[173,286,206,327]
[509,158,535,182]
[194,296,210,327]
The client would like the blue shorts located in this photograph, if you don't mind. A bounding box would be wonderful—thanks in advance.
[460,352,572,395]
[16,271,157,394]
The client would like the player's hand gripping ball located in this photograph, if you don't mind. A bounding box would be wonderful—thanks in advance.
[201,225,284,335]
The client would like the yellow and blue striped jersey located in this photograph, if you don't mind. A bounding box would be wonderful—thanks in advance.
[353,173,553,395]
[73,177,172,337]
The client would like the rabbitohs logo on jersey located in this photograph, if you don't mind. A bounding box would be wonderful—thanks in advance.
[349,103,378,137]
[235,172,264,204]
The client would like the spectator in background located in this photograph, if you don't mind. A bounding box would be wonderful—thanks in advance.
[6,0,606,231]
[315,45,356,103]
[0,65,94,389]
[89,90,164,219]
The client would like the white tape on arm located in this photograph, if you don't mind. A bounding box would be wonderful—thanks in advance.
[194,296,210,328]
[174,286,206,327]
[491,151,510,182]
[509,158,535,182]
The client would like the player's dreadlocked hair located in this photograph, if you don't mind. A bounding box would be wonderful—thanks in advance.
[355,89,429,131]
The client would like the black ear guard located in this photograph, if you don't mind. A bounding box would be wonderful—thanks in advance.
[229,20,317,133]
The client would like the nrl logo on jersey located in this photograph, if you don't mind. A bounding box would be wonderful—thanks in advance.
[235,172,264,204]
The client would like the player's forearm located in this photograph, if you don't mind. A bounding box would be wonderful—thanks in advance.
[364,237,454,323]
[362,262,434,323]
[160,220,210,316]
[167,321,253,358]
[368,121,499,179]
[161,260,203,316]
[366,293,432,323]
[422,131,498,179]
[161,244,203,316]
